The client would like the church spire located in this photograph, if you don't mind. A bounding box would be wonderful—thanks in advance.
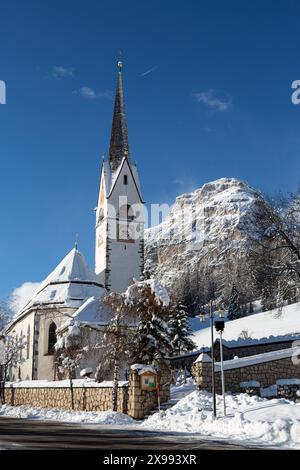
[108,61,131,173]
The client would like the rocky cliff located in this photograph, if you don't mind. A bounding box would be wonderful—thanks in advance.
[144,178,264,307]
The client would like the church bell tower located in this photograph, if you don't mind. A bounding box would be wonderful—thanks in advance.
[95,62,144,293]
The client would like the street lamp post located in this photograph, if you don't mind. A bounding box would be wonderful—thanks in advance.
[215,313,226,417]
[209,300,217,418]
[199,300,217,418]
[200,304,226,418]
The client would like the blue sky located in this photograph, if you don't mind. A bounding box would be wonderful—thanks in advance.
[1,0,300,298]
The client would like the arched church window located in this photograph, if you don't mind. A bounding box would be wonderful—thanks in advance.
[127,205,135,222]
[123,174,128,185]
[48,322,57,355]
[26,325,30,360]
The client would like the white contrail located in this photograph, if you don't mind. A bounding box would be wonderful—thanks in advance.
[0,80,6,104]
[139,66,158,77]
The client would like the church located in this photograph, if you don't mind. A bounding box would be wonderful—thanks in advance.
[5,61,145,381]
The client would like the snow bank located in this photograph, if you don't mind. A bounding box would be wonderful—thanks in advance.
[142,390,300,448]
[0,404,134,425]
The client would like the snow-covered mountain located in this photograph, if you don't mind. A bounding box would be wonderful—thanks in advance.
[144,177,264,305]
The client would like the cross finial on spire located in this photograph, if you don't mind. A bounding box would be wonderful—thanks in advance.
[117,50,123,72]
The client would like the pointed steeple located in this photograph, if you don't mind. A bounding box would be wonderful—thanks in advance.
[108,61,131,172]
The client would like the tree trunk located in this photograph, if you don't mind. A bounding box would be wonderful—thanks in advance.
[0,381,4,405]
[69,372,74,410]
[1,366,8,405]
[112,358,119,412]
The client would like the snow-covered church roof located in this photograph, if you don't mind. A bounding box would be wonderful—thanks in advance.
[14,248,105,319]
[70,296,111,327]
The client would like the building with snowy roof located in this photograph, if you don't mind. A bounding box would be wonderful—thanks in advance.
[5,247,107,380]
[5,61,145,382]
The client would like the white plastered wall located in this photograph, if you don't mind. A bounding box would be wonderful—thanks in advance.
[95,159,144,293]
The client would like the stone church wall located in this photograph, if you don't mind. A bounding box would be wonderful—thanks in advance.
[6,307,77,382]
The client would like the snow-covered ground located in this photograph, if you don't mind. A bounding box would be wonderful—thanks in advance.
[142,389,300,448]
[170,377,197,402]
[191,302,300,350]
[1,380,300,448]
[0,404,134,425]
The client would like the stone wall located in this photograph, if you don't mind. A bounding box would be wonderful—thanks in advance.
[213,340,295,361]
[277,380,300,402]
[4,385,128,413]
[170,339,296,372]
[192,348,300,394]
[3,361,171,420]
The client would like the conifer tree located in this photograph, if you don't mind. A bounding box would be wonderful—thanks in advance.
[168,306,195,356]
[227,284,243,320]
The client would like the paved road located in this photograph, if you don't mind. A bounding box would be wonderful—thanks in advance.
[0,417,260,450]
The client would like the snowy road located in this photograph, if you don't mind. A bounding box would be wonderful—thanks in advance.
[0,417,260,450]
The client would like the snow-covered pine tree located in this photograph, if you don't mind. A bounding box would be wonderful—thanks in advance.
[168,305,196,356]
[227,284,243,320]
[131,302,170,363]
[125,280,172,364]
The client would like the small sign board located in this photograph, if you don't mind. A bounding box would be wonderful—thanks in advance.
[140,372,157,391]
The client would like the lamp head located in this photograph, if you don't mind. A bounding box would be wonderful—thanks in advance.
[215,319,225,333]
